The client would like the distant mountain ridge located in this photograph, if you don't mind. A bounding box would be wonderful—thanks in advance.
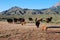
[53,2,60,7]
[0,2,60,15]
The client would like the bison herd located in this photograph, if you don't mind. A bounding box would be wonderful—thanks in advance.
[35,17,52,28]
[7,18,26,25]
[7,17,53,27]
[45,17,52,23]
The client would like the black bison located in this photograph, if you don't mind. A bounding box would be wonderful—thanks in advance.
[46,17,52,23]
[18,18,26,25]
[35,18,42,28]
[35,18,43,22]
[7,18,26,25]
[35,20,40,28]
[18,18,25,23]
[28,17,33,21]
[21,18,26,25]
[13,18,26,25]
[38,18,43,22]
[7,19,13,23]
[13,18,18,23]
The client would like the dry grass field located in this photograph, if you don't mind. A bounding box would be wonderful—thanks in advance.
[0,21,60,40]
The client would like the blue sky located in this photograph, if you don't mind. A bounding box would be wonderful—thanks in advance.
[0,0,60,12]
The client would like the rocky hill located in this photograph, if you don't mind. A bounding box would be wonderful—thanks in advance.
[0,2,60,15]
[0,2,60,19]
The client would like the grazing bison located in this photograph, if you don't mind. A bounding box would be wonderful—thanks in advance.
[13,18,26,25]
[35,18,43,22]
[18,18,25,22]
[46,17,52,23]
[35,18,41,28]
[35,18,43,28]
[18,18,26,25]
[7,19,13,23]
[21,18,26,25]
[38,18,43,22]
[21,18,25,22]
[18,18,22,22]
[35,20,40,28]
[14,18,18,23]
[28,17,33,21]
[7,18,26,25]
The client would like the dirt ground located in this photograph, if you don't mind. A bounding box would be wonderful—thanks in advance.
[0,21,60,40]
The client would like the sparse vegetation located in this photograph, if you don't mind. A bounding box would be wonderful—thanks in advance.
[0,22,60,40]
[0,14,60,24]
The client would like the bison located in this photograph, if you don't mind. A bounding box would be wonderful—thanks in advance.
[13,18,18,23]
[28,17,33,21]
[46,17,52,23]
[7,19,13,23]
[18,18,26,25]
[35,20,40,28]
[35,18,42,28]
